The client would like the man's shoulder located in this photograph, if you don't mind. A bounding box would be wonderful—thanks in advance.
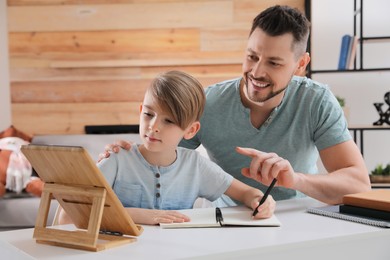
[291,76,330,92]
[205,77,241,95]
[289,76,332,99]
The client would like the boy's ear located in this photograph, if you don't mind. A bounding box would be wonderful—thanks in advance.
[183,121,201,140]
[139,103,143,113]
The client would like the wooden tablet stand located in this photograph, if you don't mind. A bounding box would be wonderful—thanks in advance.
[21,145,144,252]
[34,183,134,252]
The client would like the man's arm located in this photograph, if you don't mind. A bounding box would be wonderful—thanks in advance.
[236,140,371,205]
[293,140,371,204]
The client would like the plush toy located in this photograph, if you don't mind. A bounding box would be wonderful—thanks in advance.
[0,125,44,197]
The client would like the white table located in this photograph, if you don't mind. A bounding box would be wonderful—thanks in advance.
[0,197,389,260]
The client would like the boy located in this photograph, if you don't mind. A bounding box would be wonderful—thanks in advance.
[59,71,275,225]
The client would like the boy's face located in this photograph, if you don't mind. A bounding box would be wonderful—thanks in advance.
[139,91,189,153]
[241,28,301,105]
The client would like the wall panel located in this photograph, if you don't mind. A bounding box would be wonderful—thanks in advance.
[8,0,304,135]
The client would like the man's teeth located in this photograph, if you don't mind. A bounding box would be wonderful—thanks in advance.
[252,81,268,88]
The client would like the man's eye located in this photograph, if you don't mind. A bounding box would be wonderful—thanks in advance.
[269,61,281,67]
[248,55,258,61]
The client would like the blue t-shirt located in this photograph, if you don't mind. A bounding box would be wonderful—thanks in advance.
[180,76,351,201]
[97,145,233,210]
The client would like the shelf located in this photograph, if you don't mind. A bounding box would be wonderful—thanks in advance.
[311,68,390,74]
[308,0,390,76]
[362,36,390,41]
[348,125,390,157]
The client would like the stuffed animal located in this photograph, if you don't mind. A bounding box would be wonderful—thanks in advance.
[0,125,44,197]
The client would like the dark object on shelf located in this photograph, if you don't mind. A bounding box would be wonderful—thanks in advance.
[340,204,390,221]
[373,92,390,126]
[85,125,139,134]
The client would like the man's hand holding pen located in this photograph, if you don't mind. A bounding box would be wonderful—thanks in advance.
[235,146,296,218]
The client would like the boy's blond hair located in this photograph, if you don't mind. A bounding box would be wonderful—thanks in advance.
[147,71,205,130]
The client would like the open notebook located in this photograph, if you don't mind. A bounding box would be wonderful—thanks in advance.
[159,206,281,229]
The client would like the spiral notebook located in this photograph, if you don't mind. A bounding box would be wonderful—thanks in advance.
[307,205,390,228]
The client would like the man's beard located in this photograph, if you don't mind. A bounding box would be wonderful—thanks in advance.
[244,74,288,103]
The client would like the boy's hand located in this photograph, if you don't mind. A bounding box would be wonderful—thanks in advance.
[97,140,133,162]
[251,194,275,219]
[149,210,191,225]
[128,208,191,225]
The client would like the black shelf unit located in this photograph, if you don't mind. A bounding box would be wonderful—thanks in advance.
[307,0,390,77]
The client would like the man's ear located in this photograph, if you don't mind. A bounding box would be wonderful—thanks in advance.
[183,121,201,140]
[295,52,311,76]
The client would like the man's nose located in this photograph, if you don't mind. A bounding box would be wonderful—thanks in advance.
[250,61,267,79]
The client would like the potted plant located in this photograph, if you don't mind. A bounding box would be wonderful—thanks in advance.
[336,96,345,107]
[336,95,349,123]
[370,163,390,183]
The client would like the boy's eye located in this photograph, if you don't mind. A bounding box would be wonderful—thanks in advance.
[165,119,175,124]
[143,112,153,117]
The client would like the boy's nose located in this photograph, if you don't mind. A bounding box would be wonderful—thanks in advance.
[149,119,160,132]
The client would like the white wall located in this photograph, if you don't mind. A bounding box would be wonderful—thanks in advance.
[311,0,390,172]
[0,0,11,131]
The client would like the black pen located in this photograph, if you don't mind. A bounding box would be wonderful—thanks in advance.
[215,207,224,225]
[252,178,277,217]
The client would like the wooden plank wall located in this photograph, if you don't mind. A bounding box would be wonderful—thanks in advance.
[8,0,305,135]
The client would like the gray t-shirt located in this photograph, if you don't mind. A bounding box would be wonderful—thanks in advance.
[180,76,351,202]
[97,145,233,209]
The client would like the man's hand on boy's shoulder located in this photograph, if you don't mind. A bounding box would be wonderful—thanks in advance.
[97,140,133,162]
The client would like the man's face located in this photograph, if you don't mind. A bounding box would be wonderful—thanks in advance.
[242,28,300,104]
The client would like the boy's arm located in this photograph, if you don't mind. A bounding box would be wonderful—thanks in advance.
[58,205,191,226]
[224,179,276,219]
[125,208,191,225]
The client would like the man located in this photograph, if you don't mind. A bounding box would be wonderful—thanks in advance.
[102,5,371,205]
